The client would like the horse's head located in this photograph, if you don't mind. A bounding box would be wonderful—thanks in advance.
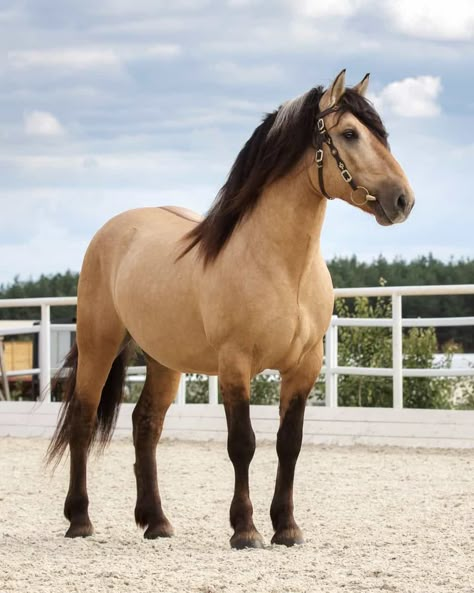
[312,70,414,225]
[181,70,416,264]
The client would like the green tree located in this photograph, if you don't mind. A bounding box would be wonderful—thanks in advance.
[335,294,393,407]
[185,374,210,403]
[184,373,282,405]
[335,292,456,409]
[328,255,474,350]
[403,328,456,409]
[456,376,474,410]
[0,271,78,322]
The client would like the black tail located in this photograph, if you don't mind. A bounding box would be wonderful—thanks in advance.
[46,342,131,467]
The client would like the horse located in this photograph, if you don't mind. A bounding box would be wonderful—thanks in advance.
[47,70,414,549]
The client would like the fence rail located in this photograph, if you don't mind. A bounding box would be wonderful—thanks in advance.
[0,285,473,408]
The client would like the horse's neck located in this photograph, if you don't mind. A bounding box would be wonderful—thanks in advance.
[244,169,327,279]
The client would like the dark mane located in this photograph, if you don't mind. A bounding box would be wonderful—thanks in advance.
[181,86,387,265]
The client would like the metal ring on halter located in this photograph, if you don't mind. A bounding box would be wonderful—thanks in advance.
[350,186,377,206]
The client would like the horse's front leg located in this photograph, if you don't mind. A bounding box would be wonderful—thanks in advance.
[220,351,264,549]
[270,343,323,546]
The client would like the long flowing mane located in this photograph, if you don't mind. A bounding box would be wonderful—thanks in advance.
[181,86,388,265]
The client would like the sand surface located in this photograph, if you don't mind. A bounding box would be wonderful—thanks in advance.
[1,437,473,593]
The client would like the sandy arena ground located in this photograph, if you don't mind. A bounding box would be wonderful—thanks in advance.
[1,437,473,593]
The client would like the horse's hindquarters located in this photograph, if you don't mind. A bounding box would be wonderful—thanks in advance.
[107,209,219,374]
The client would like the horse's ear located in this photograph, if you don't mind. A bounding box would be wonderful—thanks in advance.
[353,73,370,97]
[319,69,346,111]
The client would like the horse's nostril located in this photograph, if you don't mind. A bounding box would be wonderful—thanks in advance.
[397,194,407,212]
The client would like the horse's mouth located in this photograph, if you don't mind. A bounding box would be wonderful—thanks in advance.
[370,201,395,227]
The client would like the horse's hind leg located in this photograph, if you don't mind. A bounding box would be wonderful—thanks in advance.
[64,314,127,538]
[270,343,323,546]
[133,356,180,539]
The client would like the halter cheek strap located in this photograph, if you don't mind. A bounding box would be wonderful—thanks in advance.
[312,111,377,206]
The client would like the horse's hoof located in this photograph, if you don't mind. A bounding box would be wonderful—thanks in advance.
[144,521,174,539]
[65,521,94,538]
[271,526,304,547]
[230,530,265,549]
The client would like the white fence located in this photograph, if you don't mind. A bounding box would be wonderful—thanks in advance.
[325,285,474,408]
[0,286,473,448]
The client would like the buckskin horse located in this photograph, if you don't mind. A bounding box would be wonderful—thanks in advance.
[47,70,414,548]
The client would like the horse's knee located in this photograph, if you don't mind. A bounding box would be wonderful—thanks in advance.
[225,398,255,465]
[276,394,307,462]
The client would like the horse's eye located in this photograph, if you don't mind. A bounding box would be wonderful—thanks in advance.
[343,129,358,140]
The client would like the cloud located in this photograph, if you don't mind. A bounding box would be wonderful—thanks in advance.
[0,185,216,283]
[8,44,180,72]
[142,44,182,59]
[386,0,474,41]
[0,223,89,283]
[90,17,192,36]
[287,0,369,18]
[9,48,121,70]
[285,0,474,43]
[286,0,474,42]
[24,111,65,137]
[2,150,224,177]
[0,8,24,22]
[370,76,442,118]
[0,0,472,286]
[95,0,211,15]
[213,61,283,85]
[227,0,260,6]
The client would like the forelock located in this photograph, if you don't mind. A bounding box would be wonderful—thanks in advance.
[339,89,389,146]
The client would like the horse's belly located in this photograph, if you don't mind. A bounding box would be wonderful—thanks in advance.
[116,281,219,374]
[135,321,218,375]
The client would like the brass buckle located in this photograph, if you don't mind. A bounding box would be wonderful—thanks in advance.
[350,186,377,206]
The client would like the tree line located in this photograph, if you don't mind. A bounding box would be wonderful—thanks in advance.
[328,255,473,351]
[1,255,473,350]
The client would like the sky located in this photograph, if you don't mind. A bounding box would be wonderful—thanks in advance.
[1,0,473,285]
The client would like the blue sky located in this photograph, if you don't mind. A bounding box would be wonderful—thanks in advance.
[1,0,473,284]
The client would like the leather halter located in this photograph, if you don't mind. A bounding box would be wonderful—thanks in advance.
[312,108,377,206]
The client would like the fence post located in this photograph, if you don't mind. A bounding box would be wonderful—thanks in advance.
[325,316,338,407]
[176,374,186,405]
[39,304,51,402]
[392,293,403,408]
[0,337,11,400]
[209,376,219,404]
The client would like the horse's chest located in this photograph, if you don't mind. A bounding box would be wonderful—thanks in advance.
[268,278,333,368]
[252,296,330,371]
[201,256,333,372]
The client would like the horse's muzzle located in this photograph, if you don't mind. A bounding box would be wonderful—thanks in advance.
[373,183,415,226]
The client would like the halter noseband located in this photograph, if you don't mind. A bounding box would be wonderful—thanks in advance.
[312,108,377,206]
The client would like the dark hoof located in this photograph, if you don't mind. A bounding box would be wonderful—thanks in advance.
[65,521,94,538]
[271,526,304,547]
[144,520,174,539]
[230,530,265,549]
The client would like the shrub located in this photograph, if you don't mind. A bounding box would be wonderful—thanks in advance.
[335,291,457,409]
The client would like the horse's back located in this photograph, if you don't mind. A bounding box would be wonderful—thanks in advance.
[83,206,200,270]
[158,205,203,223]
[83,204,203,296]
